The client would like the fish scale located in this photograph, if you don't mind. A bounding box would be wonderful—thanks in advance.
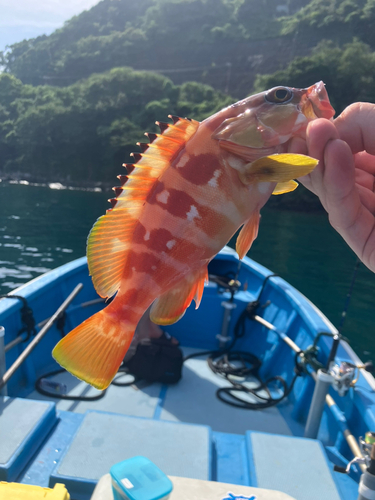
[53,82,334,389]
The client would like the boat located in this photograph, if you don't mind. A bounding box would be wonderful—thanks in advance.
[0,246,374,500]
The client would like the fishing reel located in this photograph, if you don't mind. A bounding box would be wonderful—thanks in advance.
[209,274,241,349]
[329,360,374,397]
[334,432,375,475]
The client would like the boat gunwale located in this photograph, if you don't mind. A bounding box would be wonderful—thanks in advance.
[1,248,373,391]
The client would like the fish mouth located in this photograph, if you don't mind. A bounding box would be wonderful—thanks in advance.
[301,81,335,120]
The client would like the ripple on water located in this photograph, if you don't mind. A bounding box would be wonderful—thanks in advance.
[3,243,24,249]
[18,265,51,273]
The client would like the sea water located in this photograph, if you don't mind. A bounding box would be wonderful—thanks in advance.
[0,182,374,360]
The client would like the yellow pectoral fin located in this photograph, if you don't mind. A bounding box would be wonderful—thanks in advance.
[272,180,299,195]
[150,265,208,326]
[238,154,318,185]
[236,211,260,260]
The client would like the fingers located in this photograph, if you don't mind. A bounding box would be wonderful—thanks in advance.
[306,119,339,162]
[321,138,356,217]
[357,184,375,214]
[354,151,375,175]
[302,119,358,226]
[320,139,374,268]
[334,102,375,155]
[287,136,307,156]
[297,119,339,197]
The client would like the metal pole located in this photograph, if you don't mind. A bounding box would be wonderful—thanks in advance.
[358,444,375,499]
[4,333,27,353]
[253,313,366,467]
[304,369,334,438]
[325,393,366,473]
[253,314,301,353]
[0,284,83,390]
[0,327,7,396]
[216,301,236,348]
[33,297,105,330]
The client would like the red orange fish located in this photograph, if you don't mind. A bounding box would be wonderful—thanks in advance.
[53,82,334,389]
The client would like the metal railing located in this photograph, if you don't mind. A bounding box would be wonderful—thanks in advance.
[0,283,83,393]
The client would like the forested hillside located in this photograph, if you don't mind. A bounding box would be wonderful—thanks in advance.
[282,0,375,47]
[2,0,374,98]
[1,0,375,195]
[0,0,310,97]
[255,39,375,113]
[0,69,231,184]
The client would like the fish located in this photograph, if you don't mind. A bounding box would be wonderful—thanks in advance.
[53,81,335,390]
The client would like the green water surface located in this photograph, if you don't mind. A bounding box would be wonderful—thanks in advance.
[0,182,374,360]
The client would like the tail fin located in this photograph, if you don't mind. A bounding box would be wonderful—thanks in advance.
[52,310,134,390]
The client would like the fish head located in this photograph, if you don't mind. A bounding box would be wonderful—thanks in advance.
[213,81,335,151]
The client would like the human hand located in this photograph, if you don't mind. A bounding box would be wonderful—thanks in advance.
[289,103,375,273]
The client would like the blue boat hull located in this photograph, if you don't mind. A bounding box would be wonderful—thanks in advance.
[0,248,372,499]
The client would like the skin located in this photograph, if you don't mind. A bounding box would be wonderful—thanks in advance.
[133,307,178,346]
[289,102,375,273]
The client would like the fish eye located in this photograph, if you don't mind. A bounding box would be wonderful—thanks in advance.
[265,87,293,104]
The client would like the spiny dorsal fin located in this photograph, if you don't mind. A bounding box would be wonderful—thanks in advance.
[87,116,200,299]
[138,142,149,153]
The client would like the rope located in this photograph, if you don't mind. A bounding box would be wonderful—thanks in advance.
[0,294,37,341]
[184,273,299,410]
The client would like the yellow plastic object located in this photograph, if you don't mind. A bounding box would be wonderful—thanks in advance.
[0,482,70,500]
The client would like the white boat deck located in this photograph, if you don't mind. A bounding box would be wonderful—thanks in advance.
[28,348,292,436]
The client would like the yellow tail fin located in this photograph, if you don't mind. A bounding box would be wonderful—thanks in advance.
[52,310,133,390]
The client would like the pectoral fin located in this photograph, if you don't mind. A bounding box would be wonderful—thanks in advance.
[272,180,299,195]
[236,211,260,259]
[150,265,208,325]
[238,153,318,186]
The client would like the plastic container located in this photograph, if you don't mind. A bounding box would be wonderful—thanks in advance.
[110,456,173,500]
[0,482,70,500]
[38,378,67,395]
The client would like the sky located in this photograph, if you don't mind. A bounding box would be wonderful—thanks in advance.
[0,0,100,52]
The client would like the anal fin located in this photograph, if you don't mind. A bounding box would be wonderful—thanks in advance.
[150,265,208,325]
[236,211,260,259]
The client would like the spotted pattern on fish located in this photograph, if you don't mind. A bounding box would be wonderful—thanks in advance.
[174,153,219,185]
[53,84,335,389]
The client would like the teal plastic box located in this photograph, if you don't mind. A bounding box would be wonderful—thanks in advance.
[110,456,173,500]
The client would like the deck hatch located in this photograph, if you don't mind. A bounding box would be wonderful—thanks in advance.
[50,410,211,499]
[246,431,341,500]
[0,396,56,481]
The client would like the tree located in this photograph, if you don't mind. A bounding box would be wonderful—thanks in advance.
[254,39,375,113]
[0,67,232,183]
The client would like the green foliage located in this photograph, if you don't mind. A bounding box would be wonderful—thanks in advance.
[0,67,232,183]
[0,0,293,87]
[254,39,375,113]
[1,0,375,207]
[281,0,375,46]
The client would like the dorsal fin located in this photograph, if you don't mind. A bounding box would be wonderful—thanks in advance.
[138,142,149,153]
[87,117,200,299]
